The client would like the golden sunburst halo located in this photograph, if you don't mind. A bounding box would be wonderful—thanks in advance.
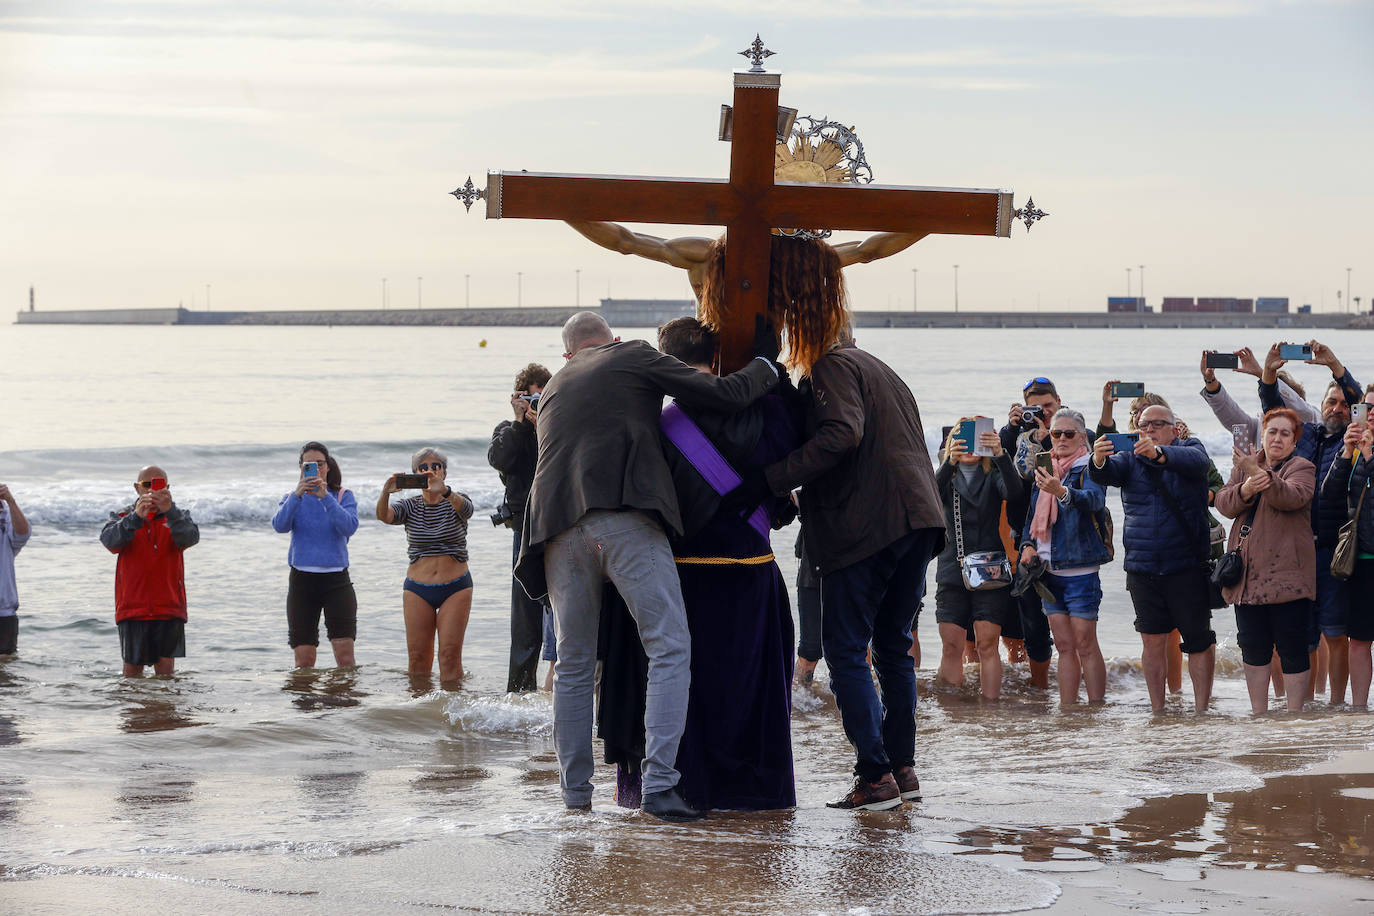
[774,136,854,184]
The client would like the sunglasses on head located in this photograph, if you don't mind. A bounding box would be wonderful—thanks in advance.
[1023,376,1052,392]
[1049,429,1079,439]
[417,462,445,472]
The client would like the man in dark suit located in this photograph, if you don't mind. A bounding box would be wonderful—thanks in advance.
[517,312,779,820]
[739,336,944,811]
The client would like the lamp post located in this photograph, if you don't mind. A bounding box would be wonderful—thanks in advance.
[1126,267,1132,298]
[575,269,581,308]
[912,268,918,311]
[1138,264,1145,309]
[953,264,959,312]
[517,272,523,308]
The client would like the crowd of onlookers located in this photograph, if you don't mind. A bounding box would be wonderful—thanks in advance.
[1,332,1371,817]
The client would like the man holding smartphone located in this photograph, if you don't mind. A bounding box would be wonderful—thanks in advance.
[1259,340,1364,704]
[1090,406,1216,713]
[100,466,201,677]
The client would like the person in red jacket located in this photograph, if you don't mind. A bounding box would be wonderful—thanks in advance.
[100,465,200,676]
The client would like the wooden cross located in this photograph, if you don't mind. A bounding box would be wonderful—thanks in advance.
[455,40,1032,372]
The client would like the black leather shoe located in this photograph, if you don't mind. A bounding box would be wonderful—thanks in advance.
[641,788,704,822]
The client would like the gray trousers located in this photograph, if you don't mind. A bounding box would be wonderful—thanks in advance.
[545,509,691,806]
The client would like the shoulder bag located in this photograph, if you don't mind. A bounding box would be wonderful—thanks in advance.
[1212,500,1259,591]
[1331,481,1368,581]
[953,490,1012,591]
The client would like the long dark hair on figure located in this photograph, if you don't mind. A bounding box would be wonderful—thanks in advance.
[698,233,850,377]
[299,441,343,491]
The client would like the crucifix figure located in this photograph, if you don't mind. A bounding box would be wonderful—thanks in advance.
[453,38,1044,372]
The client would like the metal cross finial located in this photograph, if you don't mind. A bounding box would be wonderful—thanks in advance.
[449,176,485,213]
[738,34,776,72]
[1013,196,1048,232]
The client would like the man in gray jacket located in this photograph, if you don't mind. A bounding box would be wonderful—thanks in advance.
[517,312,779,820]
[737,338,945,810]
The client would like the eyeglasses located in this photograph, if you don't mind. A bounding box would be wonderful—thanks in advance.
[1023,376,1052,392]
[1049,429,1079,439]
[134,481,154,490]
[417,463,445,472]
[1138,420,1173,430]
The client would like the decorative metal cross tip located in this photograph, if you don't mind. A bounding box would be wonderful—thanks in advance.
[449,176,485,213]
[1013,196,1048,232]
[738,34,776,72]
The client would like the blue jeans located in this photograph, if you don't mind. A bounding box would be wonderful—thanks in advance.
[545,509,691,806]
[820,528,940,783]
[1312,544,1350,646]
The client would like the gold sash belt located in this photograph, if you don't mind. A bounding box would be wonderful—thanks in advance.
[674,553,775,566]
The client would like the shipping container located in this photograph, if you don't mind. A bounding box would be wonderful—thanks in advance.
[1298,304,1313,314]
[1162,297,1195,313]
[1106,296,1145,312]
[1256,297,1289,313]
[1229,298,1254,313]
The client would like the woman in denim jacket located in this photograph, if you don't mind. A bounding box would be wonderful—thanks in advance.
[1018,408,1112,705]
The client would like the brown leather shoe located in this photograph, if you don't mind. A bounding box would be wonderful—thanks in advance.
[826,773,902,811]
[891,765,922,802]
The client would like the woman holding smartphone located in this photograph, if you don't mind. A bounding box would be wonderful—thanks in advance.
[1216,407,1316,714]
[1320,392,1374,708]
[377,447,474,687]
[1018,408,1112,706]
[272,442,360,669]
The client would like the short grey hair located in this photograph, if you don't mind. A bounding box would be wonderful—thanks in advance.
[1138,404,1176,425]
[411,446,448,471]
[1051,407,1088,436]
[562,311,613,353]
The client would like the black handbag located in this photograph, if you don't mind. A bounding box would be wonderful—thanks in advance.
[1212,502,1259,591]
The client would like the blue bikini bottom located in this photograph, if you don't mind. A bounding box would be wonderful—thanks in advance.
[403,572,473,611]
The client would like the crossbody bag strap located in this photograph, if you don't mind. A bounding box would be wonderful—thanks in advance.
[952,489,966,563]
[1235,499,1260,546]
[1145,467,1210,563]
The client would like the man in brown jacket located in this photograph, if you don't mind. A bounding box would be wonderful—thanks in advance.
[517,312,779,821]
[735,338,944,810]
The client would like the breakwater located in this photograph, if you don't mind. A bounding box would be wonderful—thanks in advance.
[14,305,1371,330]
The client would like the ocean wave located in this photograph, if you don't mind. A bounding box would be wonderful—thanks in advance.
[444,692,553,736]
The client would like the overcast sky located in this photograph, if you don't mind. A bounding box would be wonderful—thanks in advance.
[2,0,1371,315]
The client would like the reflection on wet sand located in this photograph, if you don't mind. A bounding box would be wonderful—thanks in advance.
[950,766,1374,878]
[117,766,196,807]
[118,692,202,734]
[296,768,367,817]
[283,668,366,712]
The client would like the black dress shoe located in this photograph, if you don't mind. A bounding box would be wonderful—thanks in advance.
[641,788,704,822]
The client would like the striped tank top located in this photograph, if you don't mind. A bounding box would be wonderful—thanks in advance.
[390,494,474,563]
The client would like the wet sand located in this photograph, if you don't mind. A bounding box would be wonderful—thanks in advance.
[5,747,1370,914]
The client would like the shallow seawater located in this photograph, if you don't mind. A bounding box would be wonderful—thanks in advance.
[2,324,1373,912]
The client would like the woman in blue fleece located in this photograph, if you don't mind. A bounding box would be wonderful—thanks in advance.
[272,442,360,668]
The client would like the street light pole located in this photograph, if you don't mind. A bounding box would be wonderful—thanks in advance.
[1126,267,1132,298]
[912,268,918,311]
[1138,264,1145,308]
[953,265,959,312]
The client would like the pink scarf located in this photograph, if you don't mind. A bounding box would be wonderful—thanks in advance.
[1028,445,1088,543]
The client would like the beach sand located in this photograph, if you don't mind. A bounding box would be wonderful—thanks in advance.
[4,748,1370,915]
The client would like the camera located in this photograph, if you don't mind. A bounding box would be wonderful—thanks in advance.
[1017,405,1044,428]
[519,393,540,407]
[490,503,516,527]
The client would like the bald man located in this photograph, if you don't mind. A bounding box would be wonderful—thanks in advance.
[515,311,779,821]
[100,465,201,676]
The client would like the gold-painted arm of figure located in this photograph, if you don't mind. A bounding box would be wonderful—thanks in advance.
[565,220,713,271]
[831,231,929,267]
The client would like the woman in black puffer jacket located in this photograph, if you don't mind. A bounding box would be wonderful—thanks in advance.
[1321,402,1374,709]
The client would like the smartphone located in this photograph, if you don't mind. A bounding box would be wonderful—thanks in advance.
[1279,343,1313,361]
[149,477,167,491]
[303,461,319,478]
[1231,423,1252,452]
[1352,403,1370,425]
[1036,452,1053,474]
[1204,352,1239,370]
[1105,432,1139,453]
[940,425,953,445]
[394,473,429,489]
[1110,382,1146,399]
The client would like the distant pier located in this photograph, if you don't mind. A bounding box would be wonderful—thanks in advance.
[14,300,1371,330]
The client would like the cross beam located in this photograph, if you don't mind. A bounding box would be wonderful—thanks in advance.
[471,64,1015,371]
